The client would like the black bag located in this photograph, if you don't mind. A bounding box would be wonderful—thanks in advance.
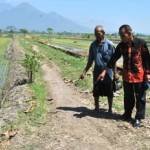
[93,73,113,97]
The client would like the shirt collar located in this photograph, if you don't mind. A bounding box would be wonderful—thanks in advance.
[95,38,106,45]
[132,37,138,45]
[122,37,137,47]
[130,37,139,47]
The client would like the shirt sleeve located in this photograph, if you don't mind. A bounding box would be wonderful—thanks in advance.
[111,43,116,55]
[87,44,94,66]
[107,44,122,68]
[102,42,115,64]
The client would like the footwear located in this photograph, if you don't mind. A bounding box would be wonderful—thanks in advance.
[94,97,99,113]
[108,109,112,114]
[121,113,132,121]
[133,119,141,128]
[94,107,100,113]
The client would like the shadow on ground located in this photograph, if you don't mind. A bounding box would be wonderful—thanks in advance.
[57,106,123,121]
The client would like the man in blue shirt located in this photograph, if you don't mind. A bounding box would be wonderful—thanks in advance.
[80,25,115,113]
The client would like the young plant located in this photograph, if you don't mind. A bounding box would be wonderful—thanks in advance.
[23,53,40,83]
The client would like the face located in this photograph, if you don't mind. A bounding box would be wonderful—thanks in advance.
[119,28,132,42]
[95,27,105,42]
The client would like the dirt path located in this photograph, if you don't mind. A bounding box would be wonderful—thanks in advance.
[41,62,113,150]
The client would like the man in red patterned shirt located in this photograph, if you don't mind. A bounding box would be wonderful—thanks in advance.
[98,25,150,128]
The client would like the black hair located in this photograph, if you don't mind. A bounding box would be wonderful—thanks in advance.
[119,24,132,33]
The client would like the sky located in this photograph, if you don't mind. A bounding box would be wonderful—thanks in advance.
[1,0,150,33]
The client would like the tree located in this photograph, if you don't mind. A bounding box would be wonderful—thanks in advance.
[6,26,16,37]
[6,26,16,33]
[20,28,28,36]
[47,27,53,41]
[47,27,53,34]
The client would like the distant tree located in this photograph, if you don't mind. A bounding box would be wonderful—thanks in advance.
[135,33,146,37]
[82,33,91,39]
[47,27,53,34]
[47,27,53,41]
[6,26,16,37]
[20,28,28,36]
[6,26,16,33]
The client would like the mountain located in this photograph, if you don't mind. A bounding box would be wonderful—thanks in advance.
[0,3,91,33]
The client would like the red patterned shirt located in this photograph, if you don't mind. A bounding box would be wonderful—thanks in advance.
[108,38,150,83]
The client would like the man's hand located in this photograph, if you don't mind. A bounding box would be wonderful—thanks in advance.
[145,74,150,81]
[97,70,106,81]
[113,73,120,81]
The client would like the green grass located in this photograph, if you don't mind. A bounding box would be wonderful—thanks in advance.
[35,35,92,50]
[0,37,11,55]
[30,71,47,124]
[50,38,91,50]
[17,70,47,129]
[17,42,47,128]
[0,38,11,93]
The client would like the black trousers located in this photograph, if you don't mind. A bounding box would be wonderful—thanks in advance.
[123,81,146,119]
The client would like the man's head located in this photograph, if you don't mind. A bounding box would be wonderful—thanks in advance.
[94,25,105,42]
[119,24,133,42]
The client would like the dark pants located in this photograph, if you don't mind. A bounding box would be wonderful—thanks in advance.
[123,81,146,119]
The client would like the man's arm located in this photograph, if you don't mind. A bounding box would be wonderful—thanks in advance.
[80,44,94,79]
[113,65,120,80]
[107,44,122,68]
[142,41,150,81]
[110,43,119,80]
